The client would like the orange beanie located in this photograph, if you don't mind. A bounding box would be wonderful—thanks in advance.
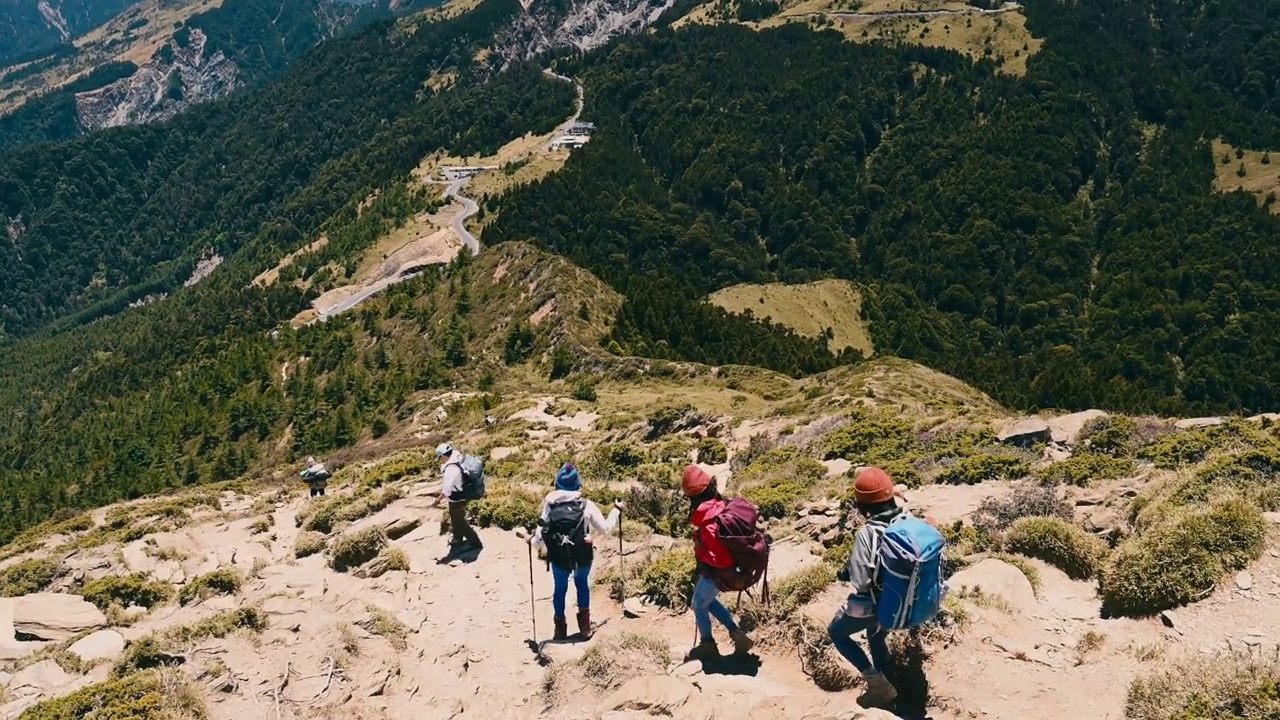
[853,466,895,505]
[681,464,714,497]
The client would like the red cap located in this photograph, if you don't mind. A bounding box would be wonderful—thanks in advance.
[853,466,895,505]
[682,464,714,497]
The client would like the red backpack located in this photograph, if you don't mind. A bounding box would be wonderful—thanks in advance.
[712,497,771,603]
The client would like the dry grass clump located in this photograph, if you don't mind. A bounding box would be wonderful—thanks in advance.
[328,527,388,572]
[294,531,327,559]
[1125,651,1280,719]
[1005,516,1109,580]
[543,632,672,706]
[21,668,208,720]
[789,615,857,691]
[177,569,242,606]
[360,605,410,651]
[971,483,1072,535]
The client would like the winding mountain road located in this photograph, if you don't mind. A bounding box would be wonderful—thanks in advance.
[828,1,1020,21]
[311,69,583,324]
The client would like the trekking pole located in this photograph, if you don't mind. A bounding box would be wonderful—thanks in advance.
[617,506,625,598]
[527,541,538,645]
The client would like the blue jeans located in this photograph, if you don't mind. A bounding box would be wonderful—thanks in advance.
[552,562,591,617]
[692,576,738,643]
[828,609,891,676]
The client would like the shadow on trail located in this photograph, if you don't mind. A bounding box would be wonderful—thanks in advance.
[885,633,933,720]
[435,544,484,565]
[694,653,762,677]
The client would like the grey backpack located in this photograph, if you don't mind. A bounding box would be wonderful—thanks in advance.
[458,454,486,500]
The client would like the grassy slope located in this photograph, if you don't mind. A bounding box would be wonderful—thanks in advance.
[1212,139,1280,214]
[708,279,874,356]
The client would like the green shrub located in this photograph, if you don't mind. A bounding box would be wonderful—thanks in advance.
[116,608,267,676]
[582,443,648,483]
[468,485,541,531]
[248,516,271,535]
[1125,652,1280,720]
[293,531,326,559]
[1005,517,1108,580]
[1035,453,1137,486]
[822,408,920,464]
[1175,449,1280,511]
[619,484,687,537]
[647,405,694,438]
[1138,431,1215,469]
[81,573,173,611]
[303,486,405,533]
[178,569,242,605]
[760,563,836,621]
[1079,416,1138,456]
[571,381,598,402]
[639,548,697,610]
[328,528,387,572]
[0,557,62,597]
[869,457,923,488]
[933,454,1029,485]
[22,669,207,720]
[696,437,728,465]
[1100,498,1267,617]
[742,475,813,519]
[358,449,433,489]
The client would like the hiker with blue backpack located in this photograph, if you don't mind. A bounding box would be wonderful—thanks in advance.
[830,466,947,709]
[436,442,486,555]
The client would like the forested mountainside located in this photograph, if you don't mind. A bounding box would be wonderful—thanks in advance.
[0,0,138,65]
[487,0,1280,415]
[0,0,1278,542]
[0,0,386,151]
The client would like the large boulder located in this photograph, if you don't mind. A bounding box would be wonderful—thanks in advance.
[8,659,71,698]
[350,511,422,541]
[1046,409,1107,445]
[13,594,107,641]
[995,418,1051,447]
[67,629,126,663]
[946,558,1038,615]
[1174,417,1223,430]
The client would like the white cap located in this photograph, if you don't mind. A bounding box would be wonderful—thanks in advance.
[435,443,453,458]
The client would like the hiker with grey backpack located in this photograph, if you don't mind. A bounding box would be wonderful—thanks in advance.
[529,462,623,641]
[436,442,487,555]
[829,466,947,709]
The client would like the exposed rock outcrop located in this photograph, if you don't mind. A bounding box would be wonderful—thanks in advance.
[12,594,107,641]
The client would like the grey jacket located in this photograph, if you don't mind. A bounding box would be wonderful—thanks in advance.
[841,506,904,617]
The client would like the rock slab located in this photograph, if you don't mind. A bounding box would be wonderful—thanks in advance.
[946,558,1038,614]
[13,594,107,641]
[67,629,126,663]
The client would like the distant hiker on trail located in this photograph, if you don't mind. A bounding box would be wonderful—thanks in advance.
[529,462,623,641]
[437,442,485,554]
[682,464,758,662]
[829,466,946,709]
[300,456,331,497]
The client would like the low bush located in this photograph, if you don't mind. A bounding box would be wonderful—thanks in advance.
[933,454,1029,485]
[1100,498,1267,617]
[0,557,62,597]
[81,573,173,612]
[467,484,541,531]
[638,548,697,610]
[545,632,671,701]
[582,443,648,483]
[379,546,410,572]
[178,569,243,606]
[742,475,813,519]
[248,517,272,535]
[618,483,687,537]
[971,483,1073,535]
[696,437,728,465]
[1175,449,1280,511]
[328,528,387,572]
[293,531,327,559]
[757,563,836,622]
[1034,453,1137,486]
[822,408,920,464]
[571,381,597,402]
[22,669,207,720]
[1005,517,1108,580]
[1079,416,1139,457]
[647,404,695,438]
[116,608,268,677]
[362,605,409,651]
[1125,651,1280,720]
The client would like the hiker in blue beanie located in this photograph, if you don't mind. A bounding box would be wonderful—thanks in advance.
[530,462,624,640]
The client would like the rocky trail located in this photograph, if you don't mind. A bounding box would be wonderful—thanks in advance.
[1,382,1278,719]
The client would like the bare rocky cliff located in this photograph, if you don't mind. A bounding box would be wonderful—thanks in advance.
[490,0,678,71]
[73,28,239,131]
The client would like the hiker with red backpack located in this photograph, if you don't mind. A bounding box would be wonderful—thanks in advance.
[529,462,623,641]
[681,464,761,661]
[829,466,947,709]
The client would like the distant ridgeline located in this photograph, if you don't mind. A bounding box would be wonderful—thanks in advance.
[0,0,136,65]
[0,0,392,151]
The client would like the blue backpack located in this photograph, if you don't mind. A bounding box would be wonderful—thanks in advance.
[873,515,947,630]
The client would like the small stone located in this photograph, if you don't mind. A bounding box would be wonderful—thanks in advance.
[514,527,529,540]
[1236,571,1254,591]
[1263,512,1280,525]
[623,598,647,619]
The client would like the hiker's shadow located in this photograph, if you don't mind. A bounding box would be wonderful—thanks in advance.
[695,653,762,677]
[435,545,483,565]
[881,633,932,720]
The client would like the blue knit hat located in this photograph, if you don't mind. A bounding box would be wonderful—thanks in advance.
[555,462,581,491]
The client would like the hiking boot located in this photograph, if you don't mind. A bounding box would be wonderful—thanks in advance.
[859,672,898,708]
[553,616,568,641]
[730,630,754,655]
[684,641,720,662]
[576,609,593,640]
